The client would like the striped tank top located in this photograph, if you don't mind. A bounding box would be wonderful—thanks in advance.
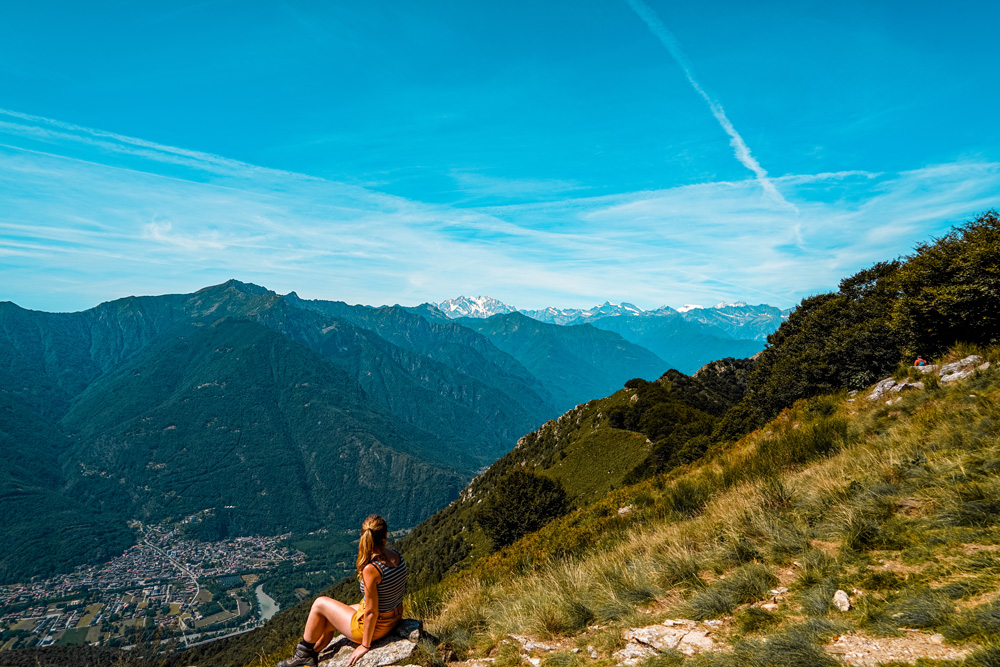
[360,553,408,612]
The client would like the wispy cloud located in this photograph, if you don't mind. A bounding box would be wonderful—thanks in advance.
[624,0,796,212]
[1,110,998,313]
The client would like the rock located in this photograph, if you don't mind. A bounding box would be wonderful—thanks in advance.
[761,603,779,611]
[527,659,540,667]
[916,364,939,374]
[886,397,902,406]
[940,355,985,384]
[622,622,714,657]
[394,618,423,642]
[769,587,789,595]
[677,631,714,656]
[612,641,658,665]
[848,390,859,397]
[318,635,418,667]
[508,635,555,652]
[892,381,925,393]
[618,505,633,515]
[833,589,851,612]
[868,378,897,401]
[930,633,945,644]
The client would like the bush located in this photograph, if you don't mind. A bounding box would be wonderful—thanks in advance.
[475,471,570,549]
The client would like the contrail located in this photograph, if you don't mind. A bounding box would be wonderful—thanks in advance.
[625,0,796,212]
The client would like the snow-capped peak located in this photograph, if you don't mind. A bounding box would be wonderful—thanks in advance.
[677,304,704,313]
[438,296,517,319]
[713,300,748,309]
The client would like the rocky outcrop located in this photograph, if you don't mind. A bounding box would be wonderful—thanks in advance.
[940,355,989,383]
[613,619,716,664]
[868,355,990,401]
[317,620,423,667]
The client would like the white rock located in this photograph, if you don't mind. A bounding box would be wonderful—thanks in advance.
[677,631,715,656]
[833,589,851,612]
[623,623,714,657]
[892,381,924,393]
[868,378,897,401]
[318,636,417,667]
[508,635,555,652]
[940,355,984,384]
[613,640,658,665]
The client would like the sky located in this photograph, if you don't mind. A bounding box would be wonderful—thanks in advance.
[2,1,1000,313]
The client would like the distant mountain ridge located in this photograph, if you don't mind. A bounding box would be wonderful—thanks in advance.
[434,295,787,372]
[437,295,787,341]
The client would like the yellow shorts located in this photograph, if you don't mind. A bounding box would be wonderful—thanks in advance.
[349,599,403,643]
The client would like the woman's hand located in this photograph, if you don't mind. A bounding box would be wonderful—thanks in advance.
[347,643,369,666]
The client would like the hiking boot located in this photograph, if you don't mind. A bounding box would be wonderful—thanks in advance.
[277,640,319,667]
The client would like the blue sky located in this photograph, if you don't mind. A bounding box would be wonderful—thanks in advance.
[2,1,1000,312]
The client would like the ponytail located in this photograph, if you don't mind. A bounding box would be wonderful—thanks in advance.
[356,514,388,577]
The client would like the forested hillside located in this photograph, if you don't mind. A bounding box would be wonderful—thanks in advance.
[0,278,682,583]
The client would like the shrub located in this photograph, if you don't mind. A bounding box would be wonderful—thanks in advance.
[887,588,954,628]
[735,607,780,635]
[475,471,570,549]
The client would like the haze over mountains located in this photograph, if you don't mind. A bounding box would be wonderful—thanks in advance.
[0,281,783,583]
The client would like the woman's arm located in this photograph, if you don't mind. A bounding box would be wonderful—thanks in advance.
[361,565,380,647]
[348,564,381,665]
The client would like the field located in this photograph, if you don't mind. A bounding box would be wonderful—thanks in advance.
[194,610,237,628]
[76,603,103,627]
[56,627,90,646]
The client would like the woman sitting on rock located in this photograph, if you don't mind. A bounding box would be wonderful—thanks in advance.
[279,515,408,667]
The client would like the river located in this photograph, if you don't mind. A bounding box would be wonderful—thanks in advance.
[255,583,279,622]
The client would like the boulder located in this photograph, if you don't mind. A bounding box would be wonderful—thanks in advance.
[892,381,924,393]
[916,364,939,374]
[940,355,985,384]
[622,621,715,657]
[612,641,658,665]
[833,590,851,612]
[868,378,897,401]
[317,620,422,667]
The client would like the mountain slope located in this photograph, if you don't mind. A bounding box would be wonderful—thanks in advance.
[0,393,133,583]
[456,312,669,411]
[59,318,470,537]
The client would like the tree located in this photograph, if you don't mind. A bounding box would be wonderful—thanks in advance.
[475,470,570,549]
[893,210,1000,356]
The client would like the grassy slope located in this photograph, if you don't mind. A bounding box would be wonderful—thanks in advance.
[414,348,1000,666]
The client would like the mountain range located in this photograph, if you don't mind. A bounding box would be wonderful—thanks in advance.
[0,280,777,583]
[436,296,789,371]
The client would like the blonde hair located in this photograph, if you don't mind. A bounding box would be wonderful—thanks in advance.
[356,514,388,577]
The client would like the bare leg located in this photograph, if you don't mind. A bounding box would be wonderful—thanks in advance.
[303,596,357,646]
